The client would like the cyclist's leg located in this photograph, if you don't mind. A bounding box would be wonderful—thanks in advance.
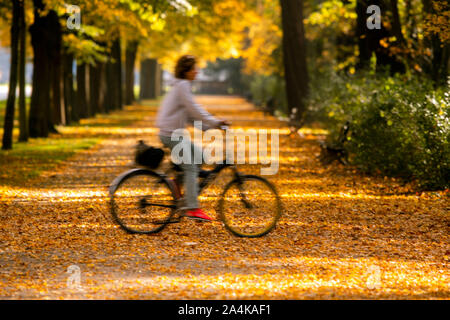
[181,141,204,209]
[159,134,175,152]
[159,134,203,210]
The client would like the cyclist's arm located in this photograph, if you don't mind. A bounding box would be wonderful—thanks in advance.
[178,81,222,130]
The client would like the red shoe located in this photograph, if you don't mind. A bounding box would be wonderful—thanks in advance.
[184,208,213,221]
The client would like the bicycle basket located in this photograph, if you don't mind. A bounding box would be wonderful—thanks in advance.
[135,140,165,169]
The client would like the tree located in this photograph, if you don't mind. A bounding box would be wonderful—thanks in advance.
[125,40,138,105]
[112,37,123,110]
[390,0,405,45]
[356,0,405,73]
[48,7,63,129]
[280,0,309,121]
[89,60,105,115]
[62,48,76,124]
[139,58,160,100]
[17,0,27,142]
[355,0,371,68]
[422,0,449,85]
[2,0,20,150]
[239,0,282,76]
[104,36,122,111]
[76,62,89,118]
[28,0,53,137]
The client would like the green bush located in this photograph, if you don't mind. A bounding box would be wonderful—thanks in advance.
[308,70,450,190]
[245,74,288,116]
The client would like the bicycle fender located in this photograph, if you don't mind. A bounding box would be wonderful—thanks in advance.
[108,168,149,196]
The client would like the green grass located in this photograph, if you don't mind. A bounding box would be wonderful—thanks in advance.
[0,137,99,185]
[71,111,144,128]
[0,99,4,125]
[0,97,162,186]
[0,98,31,127]
[5,137,99,159]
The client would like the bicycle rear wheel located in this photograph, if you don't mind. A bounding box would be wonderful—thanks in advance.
[218,175,282,237]
[110,169,177,234]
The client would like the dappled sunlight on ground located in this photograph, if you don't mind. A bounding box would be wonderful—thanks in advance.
[0,96,448,299]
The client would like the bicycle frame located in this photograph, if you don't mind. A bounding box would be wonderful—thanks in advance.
[165,125,243,197]
[170,161,242,197]
[167,160,256,214]
[110,155,278,235]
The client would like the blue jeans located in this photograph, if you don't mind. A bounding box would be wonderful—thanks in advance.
[159,134,204,209]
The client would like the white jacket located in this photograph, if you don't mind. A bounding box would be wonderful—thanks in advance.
[156,78,221,137]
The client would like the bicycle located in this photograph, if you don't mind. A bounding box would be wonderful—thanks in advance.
[108,130,282,238]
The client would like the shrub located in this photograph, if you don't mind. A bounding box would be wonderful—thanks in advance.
[307,70,449,190]
[245,74,288,116]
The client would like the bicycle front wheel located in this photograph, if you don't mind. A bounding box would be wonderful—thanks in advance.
[110,169,177,234]
[218,175,282,237]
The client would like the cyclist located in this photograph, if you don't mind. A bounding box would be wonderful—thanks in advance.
[156,55,229,221]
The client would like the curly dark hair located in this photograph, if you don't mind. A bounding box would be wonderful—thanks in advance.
[175,55,197,79]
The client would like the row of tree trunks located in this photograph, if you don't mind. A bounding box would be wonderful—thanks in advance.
[2,0,20,150]
[4,0,161,148]
[28,0,66,137]
[27,1,128,138]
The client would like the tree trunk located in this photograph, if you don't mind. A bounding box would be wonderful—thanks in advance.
[63,50,76,124]
[112,38,123,109]
[29,0,54,138]
[389,0,405,45]
[356,0,371,69]
[89,62,104,115]
[99,63,106,113]
[160,65,164,95]
[279,0,309,122]
[404,0,416,40]
[105,59,119,111]
[18,0,28,142]
[2,0,20,150]
[421,0,449,85]
[139,58,159,100]
[104,38,123,111]
[125,40,138,105]
[104,60,114,113]
[48,9,63,128]
[76,63,89,119]
[155,63,162,97]
[355,0,405,73]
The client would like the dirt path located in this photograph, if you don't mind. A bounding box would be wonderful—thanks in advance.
[0,96,448,299]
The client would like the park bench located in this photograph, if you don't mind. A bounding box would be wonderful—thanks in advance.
[318,121,350,166]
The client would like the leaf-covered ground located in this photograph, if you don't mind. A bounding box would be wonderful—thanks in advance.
[0,96,448,299]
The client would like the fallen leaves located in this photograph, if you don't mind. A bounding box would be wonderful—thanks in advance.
[0,96,448,299]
